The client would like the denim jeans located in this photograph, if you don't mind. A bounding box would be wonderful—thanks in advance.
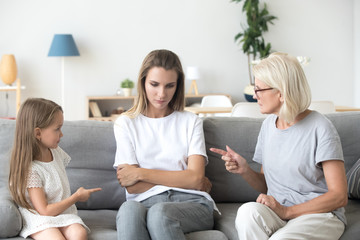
[116,190,214,240]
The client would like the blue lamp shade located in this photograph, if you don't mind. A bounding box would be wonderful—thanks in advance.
[48,34,80,57]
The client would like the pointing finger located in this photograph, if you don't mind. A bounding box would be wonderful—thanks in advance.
[89,188,102,193]
[210,147,228,156]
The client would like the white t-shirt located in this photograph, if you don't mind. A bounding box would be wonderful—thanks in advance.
[253,111,346,224]
[19,147,88,238]
[113,111,215,207]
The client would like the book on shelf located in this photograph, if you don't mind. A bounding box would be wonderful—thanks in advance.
[89,102,102,117]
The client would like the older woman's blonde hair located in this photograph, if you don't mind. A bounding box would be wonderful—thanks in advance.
[253,52,312,123]
[124,49,185,118]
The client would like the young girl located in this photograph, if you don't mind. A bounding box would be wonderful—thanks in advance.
[114,49,216,240]
[9,98,101,240]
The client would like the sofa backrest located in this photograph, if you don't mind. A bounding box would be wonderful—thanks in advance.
[0,119,16,200]
[325,112,360,172]
[0,119,125,211]
[1,112,360,209]
[204,117,263,203]
[203,112,360,203]
[60,120,125,210]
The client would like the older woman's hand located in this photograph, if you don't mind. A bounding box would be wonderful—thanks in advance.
[256,193,288,220]
[210,145,248,174]
[117,164,140,187]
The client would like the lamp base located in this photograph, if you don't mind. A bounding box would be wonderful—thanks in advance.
[187,80,199,95]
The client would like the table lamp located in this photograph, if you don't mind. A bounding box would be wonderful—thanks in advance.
[48,34,80,110]
[0,54,17,85]
[186,66,200,95]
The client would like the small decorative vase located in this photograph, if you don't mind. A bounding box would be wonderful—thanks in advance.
[122,88,132,97]
[243,84,257,102]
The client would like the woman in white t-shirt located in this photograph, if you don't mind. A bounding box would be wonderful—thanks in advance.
[113,49,215,240]
[211,53,348,240]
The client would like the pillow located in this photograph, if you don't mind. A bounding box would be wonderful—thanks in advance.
[0,197,22,238]
[347,158,360,199]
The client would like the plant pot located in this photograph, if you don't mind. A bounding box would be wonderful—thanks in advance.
[243,84,257,102]
[122,88,132,97]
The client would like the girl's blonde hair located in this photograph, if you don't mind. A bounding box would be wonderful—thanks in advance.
[8,98,62,210]
[124,49,185,118]
[253,52,312,123]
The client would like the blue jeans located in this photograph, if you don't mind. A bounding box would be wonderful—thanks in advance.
[116,190,214,240]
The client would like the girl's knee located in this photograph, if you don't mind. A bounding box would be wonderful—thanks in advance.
[74,224,87,240]
[31,228,66,240]
[61,224,87,240]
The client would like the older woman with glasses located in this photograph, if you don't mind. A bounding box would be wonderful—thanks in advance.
[211,52,347,240]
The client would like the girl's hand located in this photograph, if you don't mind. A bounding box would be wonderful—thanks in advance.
[117,164,140,187]
[210,145,248,174]
[256,193,288,220]
[75,187,102,202]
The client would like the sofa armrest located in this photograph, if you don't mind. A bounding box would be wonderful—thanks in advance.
[0,197,22,238]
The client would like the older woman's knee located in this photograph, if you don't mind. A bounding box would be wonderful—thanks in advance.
[236,202,265,228]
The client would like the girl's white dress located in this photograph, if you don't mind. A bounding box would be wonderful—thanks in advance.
[18,147,89,238]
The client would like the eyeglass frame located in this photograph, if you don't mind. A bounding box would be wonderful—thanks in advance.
[254,87,274,99]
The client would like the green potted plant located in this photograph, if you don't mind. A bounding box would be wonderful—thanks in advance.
[121,78,134,97]
[232,0,277,101]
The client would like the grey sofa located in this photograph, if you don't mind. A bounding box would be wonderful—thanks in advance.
[0,112,359,240]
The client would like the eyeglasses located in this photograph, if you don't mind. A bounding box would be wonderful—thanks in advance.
[254,87,274,99]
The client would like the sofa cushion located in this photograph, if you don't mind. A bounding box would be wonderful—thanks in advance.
[340,200,360,240]
[203,117,263,203]
[79,209,229,240]
[186,230,228,240]
[215,203,242,240]
[347,158,360,199]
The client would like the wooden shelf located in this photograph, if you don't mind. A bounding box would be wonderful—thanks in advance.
[335,106,360,112]
[88,116,113,121]
[87,95,136,120]
[87,95,136,100]
[184,107,233,114]
[86,94,231,121]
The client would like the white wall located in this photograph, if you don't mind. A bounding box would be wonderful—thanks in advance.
[355,0,360,107]
[0,0,356,120]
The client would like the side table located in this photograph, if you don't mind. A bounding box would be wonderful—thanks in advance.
[0,78,26,115]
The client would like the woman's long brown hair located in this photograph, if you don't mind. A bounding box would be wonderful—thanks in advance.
[124,49,185,118]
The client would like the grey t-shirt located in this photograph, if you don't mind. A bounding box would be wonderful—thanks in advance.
[253,111,346,224]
